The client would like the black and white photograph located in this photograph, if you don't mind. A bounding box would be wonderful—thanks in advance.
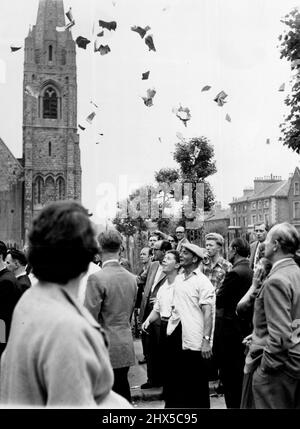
[0,0,300,414]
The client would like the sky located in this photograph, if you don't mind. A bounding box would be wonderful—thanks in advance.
[0,0,300,224]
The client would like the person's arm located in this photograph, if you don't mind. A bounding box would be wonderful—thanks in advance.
[141,309,160,333]
[199,280,215,359]
[201,304,213,359]
[84,274,103,322]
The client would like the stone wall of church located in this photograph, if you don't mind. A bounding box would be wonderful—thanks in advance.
[0,139,24,247]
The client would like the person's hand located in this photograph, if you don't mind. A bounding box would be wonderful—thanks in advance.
[141,320,150,334]
[242,334,252,347]
[201,338,212,359]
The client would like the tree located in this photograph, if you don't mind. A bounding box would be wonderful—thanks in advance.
[173,136,216,212]
[279,8,300,153]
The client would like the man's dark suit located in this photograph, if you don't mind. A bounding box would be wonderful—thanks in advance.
[0,268,20,358]
[214,259,253,408]
[249,241,260,270]
[139,261,166,386]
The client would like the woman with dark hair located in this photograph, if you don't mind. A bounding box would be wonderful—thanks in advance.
[0,201,131,408]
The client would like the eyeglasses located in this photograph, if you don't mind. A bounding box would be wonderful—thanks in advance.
[176,231,184,234]
[255,229,265,233]
[168,239,175,243]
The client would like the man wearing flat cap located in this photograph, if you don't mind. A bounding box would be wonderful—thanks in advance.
[166,242,215,408]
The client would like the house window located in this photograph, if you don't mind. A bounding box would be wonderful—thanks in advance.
[252,202,256,209]
[244,204,247,211]
[294,202,300,219]
[49,45,53,62]
[252,215,256,224]
[43,87,58,119]
[233,218,236,226]
[48,141,52,156]
[258,213,263,222]
[264,214,269,225]
[264,200,269,208]
[294,182,300,196]
[258,200,262,209]
[238,205,241,213]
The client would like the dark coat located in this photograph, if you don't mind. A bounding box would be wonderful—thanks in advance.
[249,241,260,270]
[0,268,20,345]
[138,261,166,324]
[215,259,253,345]
[16,274,31,298]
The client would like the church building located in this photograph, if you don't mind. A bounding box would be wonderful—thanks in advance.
[0,0,81,247]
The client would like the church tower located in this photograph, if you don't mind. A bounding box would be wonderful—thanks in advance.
[23,0,81,236]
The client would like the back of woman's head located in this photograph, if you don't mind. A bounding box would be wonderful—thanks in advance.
[28,201,98,285]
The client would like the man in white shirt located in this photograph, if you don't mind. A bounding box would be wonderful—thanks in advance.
[167,242,215,408]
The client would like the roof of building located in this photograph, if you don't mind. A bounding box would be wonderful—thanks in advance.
[230,178,291,205]
[205,208,230,221]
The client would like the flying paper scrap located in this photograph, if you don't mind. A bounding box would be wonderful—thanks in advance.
[94,44,111,55]
[225,113,231,122]
[142,88,156,107]
[173,105,191,127]
[131,25,151,39]
[214,91,228,106]
[90,100,99,108]
[76,36,91,49]
[86,112,96,123]
[10,46,22,52]
[78,124,86,131]
[142,71,150,80]
[56,20,75,32]
[99,20,117,31]
[145,34,156,52]
[66,7,73,23]
[278,83,285,92]
[201,85,211,92]
[25,85,39,98]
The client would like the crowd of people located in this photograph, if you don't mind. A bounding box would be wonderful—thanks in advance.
[0,201,300,409]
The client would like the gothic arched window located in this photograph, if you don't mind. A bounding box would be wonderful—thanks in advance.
[44,176,55,203]
[56,177,65,201]
[34,176,44,205]
[43,87,58,119]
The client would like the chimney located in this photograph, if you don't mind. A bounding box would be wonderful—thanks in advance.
[243,187,253,197]
[253,174,282,194]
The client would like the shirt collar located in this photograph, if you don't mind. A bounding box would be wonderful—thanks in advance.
[271,257,294,271]
[15,270,27,278]
[102,259,120,268]
[203,256,224,267]
[182,265,201,280]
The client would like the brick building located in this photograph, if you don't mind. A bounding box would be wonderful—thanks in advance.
[0,0,81,247]
[229,168,300,236]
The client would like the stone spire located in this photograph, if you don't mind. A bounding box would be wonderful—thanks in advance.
[34,0,67,47]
